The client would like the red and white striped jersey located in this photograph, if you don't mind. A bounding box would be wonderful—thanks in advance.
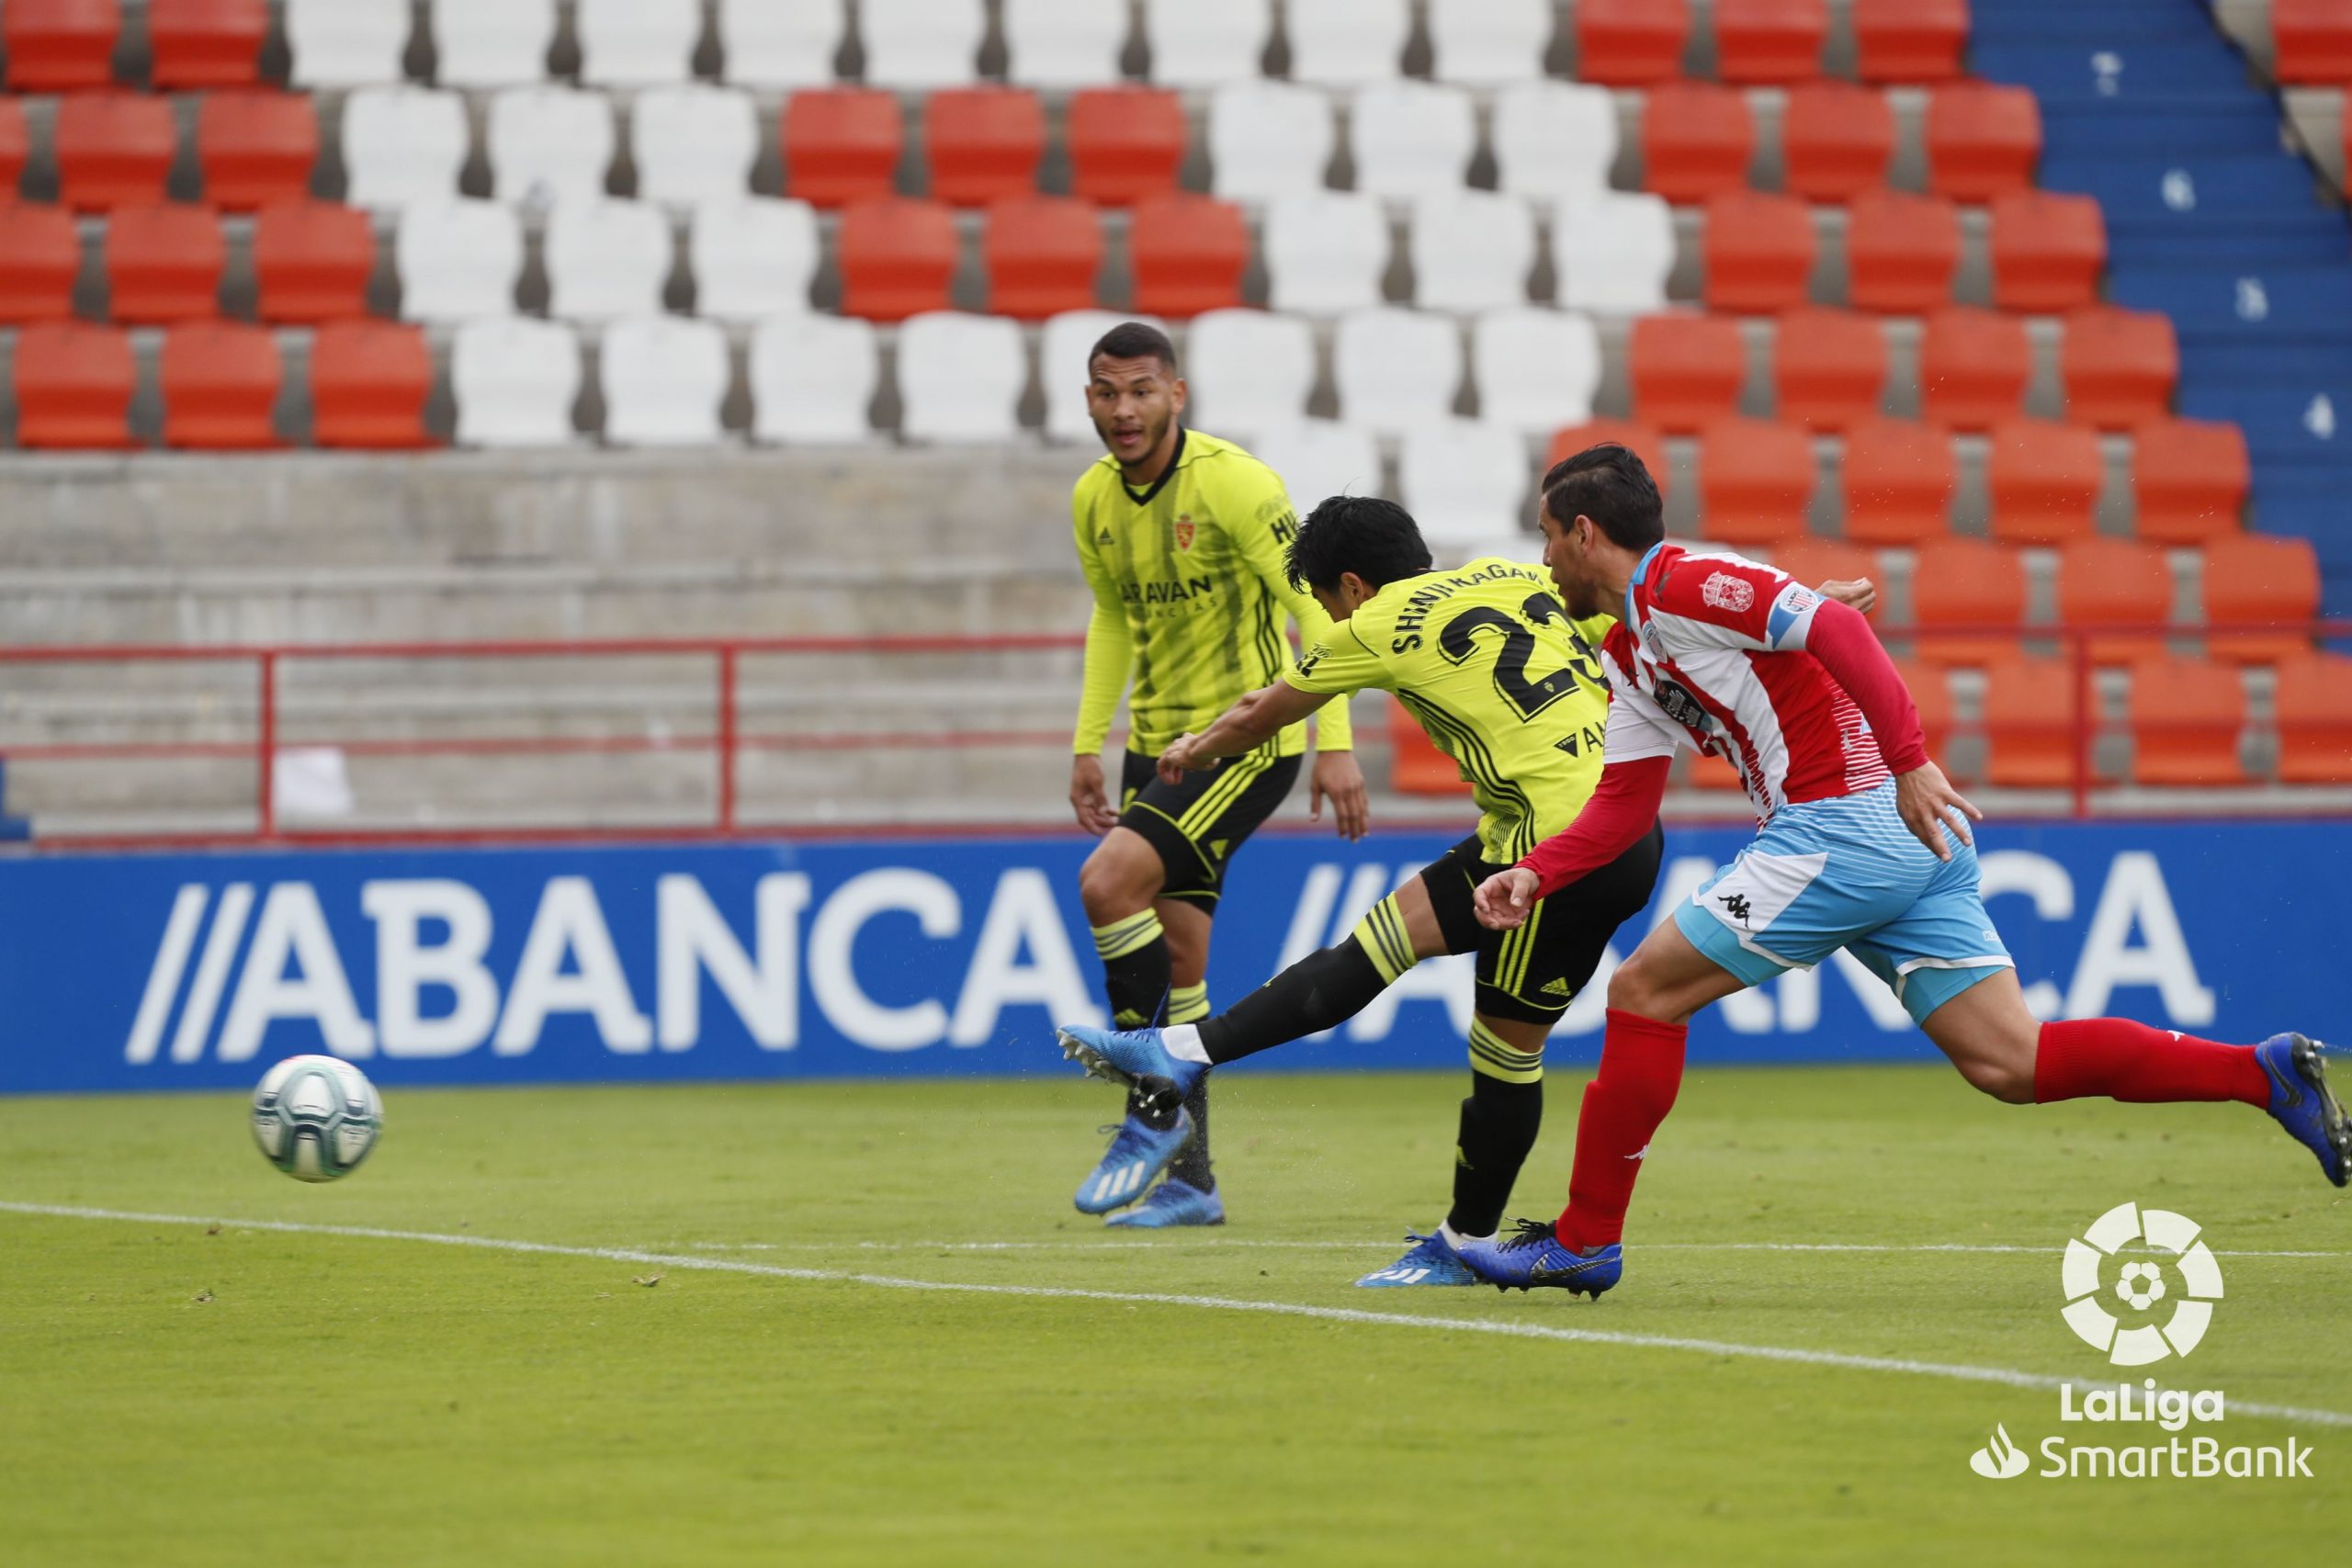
[1598,543,1891,822]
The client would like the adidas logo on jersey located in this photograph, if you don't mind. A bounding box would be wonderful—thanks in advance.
[1096,529,1114,546]
[1541,977,1574,997]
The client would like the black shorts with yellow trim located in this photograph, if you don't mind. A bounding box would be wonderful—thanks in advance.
[1416,821,1666,1027]
[1118,747,1304,911]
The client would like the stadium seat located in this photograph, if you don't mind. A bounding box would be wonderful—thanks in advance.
[1287,0,1408,85]
[1919,308,2030,429]
[1772,538,1878,601]
[287,0,408,86]
[2272,655,2352,782]
[2201,535,2320,663]
[1143,0,1269,87]
[2056,536,2172,660]
[862,0,984,86]
[1127,195,1249,317]
[782,90,904,209]
[545,199,672,322]
[160,320,278,448]
[1781,81,1894,201]
[1575,0,1690,85]
[397,199,524,322]
[55,93,175,211]
[2272,0,2352,85]
[12,321,135,448]
[1253,421,1384,510]
[1713,0,1827,85]
[1699,418,1815,544]
[1186,308,1315,434]
[1844,189,1961,313]
[454,317,582,447]
[252,200,375,322]
[1352,82,1478,198]
[1839,418,1953,543]
[1554,192,1675,312]
[0,102,26,194]
[1773,308,1885,430]
[601,315,729,446]
[1911,538,2025,663]
[1264,192,1387,313]
[1002,0,1125,87]
[1925,82,2041,202]
[1630,312,1744,432]
[1988,421,2103,545]
[690,197,819,321]
[343,87,468,211]
[1399,420,1530,546]
[487,87,615,209]
[1208,83,1334,200]
[432,0,554,86]
[197,93,318,209]
[1492,81,1617,200]
[1411,191,1537,312]
[1703,191,1817,313]
[149,0,266,87]
[1066,87,1187,205]
[2132,418,2247,545]
[634,85,759,208]
[0,205,83,323]
[1041,308,1148,442]
[1642,81,1755,202]
[104,204,224,323]
[1980,657,2078,788]
[577,0,701,85]
[898,311,1026,443]
[2127,658,2246,786]
[1851,0,1966,83]
[1472,308,1601,434]
[985,196,1101,319]
[2060,307,2177,430]
[1390,704,1472,795]
[1989,191,2105,313]
[309,320,435,447]
[1334,307,1461,436]
[719,0,841,88]
[836,198,957,321]
[924,88,1046,207]
[1546,419,1670,493]
[750,313,879,443]
[4,0,120,91]
[1429,0,1552,85]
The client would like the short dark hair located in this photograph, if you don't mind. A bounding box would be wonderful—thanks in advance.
[1284,495,1434,593]
[1540,443,1664,551]
[1089,321,1178,375]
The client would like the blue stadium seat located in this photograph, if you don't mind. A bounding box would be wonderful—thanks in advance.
[2110,266,2352,344]
[2039,155,2352,265]
[2178,382,2351,466]
[1970,43,2250,107]
[2038,103,2299,161]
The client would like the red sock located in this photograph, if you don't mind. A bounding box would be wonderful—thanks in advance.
[1556,1009,1688,1250]
[2034,1019,2267,1108]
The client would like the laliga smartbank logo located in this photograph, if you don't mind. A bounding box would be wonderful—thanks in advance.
[1964,1202,2315,1483]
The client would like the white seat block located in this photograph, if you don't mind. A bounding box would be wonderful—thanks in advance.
[1472,308,1600,434]
[1250,421,1385,513]
[720,0,843,87]
[1430,0,1553,85]
[288,0,411,87]
[1409,190,1536,312]
[1495,81,1618,200]
[1399,419,1533,546]
[1553,192,1676,313]
[1351,81,1476,198]
[898,311,1028,443]
[689,197,820,321]
[752,313,881,443]
[1003,0,1129,87]
[1286,0,1408,85]
[546,198,675,322]
[602,315,730,446]
[633,85,759,207]
[578,0,702,85]
[397,198,524,321]
[454,317,582,446]
[1185,308,1317,437]
[343,87,469,211]
[1208,82,1333,200]
[863,0,987,87]
[1334,307,1461,435]
[488,86,615,209]
[431,0,554,87]
[1264,192,1389,314]
[1145,0,1270,86]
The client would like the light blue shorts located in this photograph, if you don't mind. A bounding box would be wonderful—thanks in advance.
[1672,781,2014,1026]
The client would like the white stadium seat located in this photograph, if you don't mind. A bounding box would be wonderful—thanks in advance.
[1430,0,1554,85]
[487,87,614,209]
[431,0,554,87]
[632,85,759,207]
[1472,307,1601,433]
[1185,309,1316,435]
[396,198,523,321]
[1003,0,1128,88]
[1554,192,1676,313]
[1334,307,1461,435]
[898,311,1028,443]
[1399,420,1532,547]
[1351,82,1476,198]
[1145,0,1270,87]
[1409,190,1536,312]
[343,87,468,211]
[288,0,411,86]
[602,316,730,446]
[545,199,675,322]
[689,198,820,321]
[1494,81,1618,200]
[719,0,843,87]
[1040,309,1148,444]
[1286,0,1408,85]
[863,0,987,88]
[454,317,582,447]
[1264,192,1388,314]
[752,314,881,444]
[1208,82,1333,200]
[1251,422,1384,513]
[578,0,703,85]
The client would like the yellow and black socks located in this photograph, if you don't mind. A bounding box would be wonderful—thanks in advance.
[1449,1022,1545,1238]
[1091,910,1170,1031]
[1193,894,1413,1065]
[1165,982,1215,1191]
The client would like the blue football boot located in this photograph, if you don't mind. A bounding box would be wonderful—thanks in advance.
[1457,1218,1624,1298]
[1104,1176,1225,1228]
[1355,1229,1478,1288]
[1056,1022,1206,1116]
[2256,1033,2349,1187]
[1074,1111,1193,1214]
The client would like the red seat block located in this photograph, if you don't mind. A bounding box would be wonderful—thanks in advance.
[2058,536,2174,666]
[2127,656,2246,785]
[1714,0,1827,84]
[1127,194,1248,318]
[13,321,137,448]
[923,87,1045,207]
[2275,0,2352,85]
[148,0,268,89]
[1781,81,1894,200]
[783,89,904,209]
[1067,87,1186,206]
[1704,191,1816,312]
[1775,538,1879,603]
[55,93,176,211]
[0,102,29,196]
[1700,418,1816,543]
[106,203,225,322]
[161,320,279,447]
[1845,189,1960,313]
[2273,654,2352,782]
[1546,419,1673,494]
[2132,418,2247,545]
[1840,418,1953,544]
[1920,307,2030,430]
[2203,535,2319,664]
[1989,421,2104,546]
[1990,190,2105,312]
[0,203,85,322]
[1774,308,1886,430]
[1981,655,2079,785]
[5,0,121,92]
[2062,306,2177,429]
[198,92,318,209]
[252,201,375,322]
[1926,82,2041,201]
[1914,538,2027,665]
[1390,704,1470,797]
[1630,312,1745,432]
[1577,0,1690,85]
[1642,81,1754,201]
[1854,0,1969,83]
[837,198,957,321]
[985,196,1100,319]
[309,320,435,449]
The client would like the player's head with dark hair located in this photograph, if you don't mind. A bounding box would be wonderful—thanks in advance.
[1085,321,1185,478]
[1283,494,1434,622]
[1536,443,1665,617]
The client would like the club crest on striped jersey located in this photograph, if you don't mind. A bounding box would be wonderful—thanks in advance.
[1701,571,1755,613]
[1174,514,1195,551]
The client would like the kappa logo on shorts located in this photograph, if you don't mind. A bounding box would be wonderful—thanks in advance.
[1702,572,1756,614]
[1718,892,1753,926]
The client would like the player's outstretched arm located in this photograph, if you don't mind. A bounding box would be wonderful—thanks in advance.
[1159,681,1332,784]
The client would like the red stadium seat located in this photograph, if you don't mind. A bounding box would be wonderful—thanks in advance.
[1911,537,2024,663]
[104,203,224,322]
[309,320,435,449]
[1390,704,1471,796]
[1546,419,1672,495]
[0,102,28,195]
[1988,420,2103,545]
[1781,81,1894,201]
[13,321,136,448]
[1844,189,1960,313]
[2273,0,2352,85]
[4,0,121,92]
[1774,308,1885,429]
[2201,535,2320,664]
[783,89,904,209]
[1980,656,2079,787]
[985,196,1101,319]
[0,203,84,323]
[55,93,177,211]
[2132,418,2246,545]
[1713,0,1826,84]
[2127,657,2246,785]
[1853,0,1968,83]
[1699,418,1815,543]
[1989,190,2105,312]
[923,87,1045,208]
[1577,0,1690,85]
[1925,81,2041,201]
[251,201,375,322]
[2273,654,2352,782]
[148,0,267,88]
[1630,313,1744,432]
[160,320,279,447]
[1066,87,1186,207]
[837,198,958,321]
[1840,418,1953,543]
[2062,307,2177,429]
[1642,81,1754,202]
[1703,191,1815,312]
[1919,307,2030,429]
[1127,194,1248,317]
[2056,536,2171,661]
[1773,538,1878,602]
[198,92,317,209]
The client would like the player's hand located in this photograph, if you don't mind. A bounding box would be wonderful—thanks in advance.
[1157,734,1216,785]
[1894,761,1981,863]
[1820,577,1878,615]
[1474,867,1541,931]
[1310,751,1370,841]
[1069,755,1118,836]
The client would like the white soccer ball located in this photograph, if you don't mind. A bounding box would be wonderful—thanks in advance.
[250,1055,381,1182]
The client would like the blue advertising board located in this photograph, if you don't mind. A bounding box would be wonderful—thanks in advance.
[0,821,2338,1094]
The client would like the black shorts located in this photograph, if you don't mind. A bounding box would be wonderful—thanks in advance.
[1118,747,1304,911]
[1419,822,1665,1026]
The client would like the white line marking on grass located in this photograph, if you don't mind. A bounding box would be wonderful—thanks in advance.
[673,1237,2352,1259]
[7,1200,2349,1431]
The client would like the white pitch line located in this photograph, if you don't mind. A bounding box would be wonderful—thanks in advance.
[669,1237,2352,1258]
[6,1200,2349,1432]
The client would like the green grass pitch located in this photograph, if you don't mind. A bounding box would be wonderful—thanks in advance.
[3,1065,2346,1565]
